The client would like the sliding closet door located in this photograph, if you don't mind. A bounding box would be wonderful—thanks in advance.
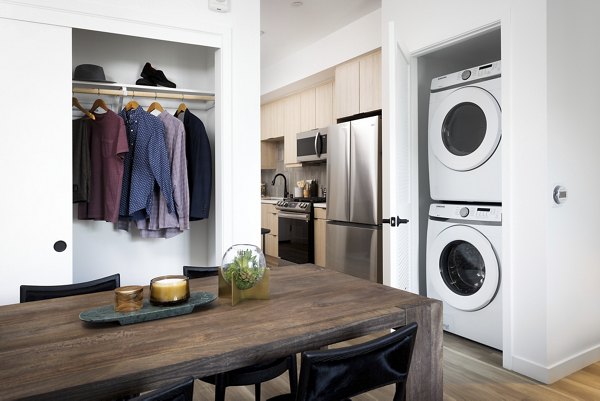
[0,18,72,305]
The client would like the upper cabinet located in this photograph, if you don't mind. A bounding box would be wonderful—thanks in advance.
[334,49,381,119]
[300,87,316,132]
[261,101,282,140]
[261,80,334,167]
[315,81,334,128]
[283,94,301,165]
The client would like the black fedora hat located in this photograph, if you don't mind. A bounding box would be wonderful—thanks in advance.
[73,64,115,83]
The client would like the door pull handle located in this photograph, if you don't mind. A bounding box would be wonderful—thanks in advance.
[383,216,409,227]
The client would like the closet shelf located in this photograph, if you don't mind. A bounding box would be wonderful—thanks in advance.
[72,80,215,102]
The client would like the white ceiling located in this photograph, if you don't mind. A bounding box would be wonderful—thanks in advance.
[260,0,381,68]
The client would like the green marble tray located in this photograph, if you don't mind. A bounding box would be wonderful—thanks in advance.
[79,291,217,325]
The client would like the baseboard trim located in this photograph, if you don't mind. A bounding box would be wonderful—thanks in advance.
[511,343,600,384]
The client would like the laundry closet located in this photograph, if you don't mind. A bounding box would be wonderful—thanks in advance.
[415,27,501,294]
[71,29,218,286]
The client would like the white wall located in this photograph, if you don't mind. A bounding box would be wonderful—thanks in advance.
[0,0,261,301]
[382,0,600,383]
[261,8,382,100]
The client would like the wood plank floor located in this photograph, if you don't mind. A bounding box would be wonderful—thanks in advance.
[192,331,600,401]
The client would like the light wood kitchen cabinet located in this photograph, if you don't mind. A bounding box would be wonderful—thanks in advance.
[300,87,316,132]
[261,101,285,140]
[334,49,382,119]
[261,81,334,167]
[359,50,382,113]
[334,58,360,119]
[261,203,279,257]
[314,207,327,267]
[283,94,301,165]
[261,140,277,169]
[315,81,334,128]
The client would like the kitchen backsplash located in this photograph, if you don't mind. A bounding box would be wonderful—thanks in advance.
[261,141,327,198]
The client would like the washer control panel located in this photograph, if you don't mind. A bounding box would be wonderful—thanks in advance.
[431,60,501,91]
[429,203,502,223]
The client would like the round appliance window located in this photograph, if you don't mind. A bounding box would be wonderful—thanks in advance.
[442,102,487,156]
[427,224,499,311]
[429,86,501,171]
[439,240,485,296]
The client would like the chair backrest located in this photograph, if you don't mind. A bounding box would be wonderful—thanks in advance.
[20,273,121,303]
[182,266,219,279]
[296,322,418,401]
[131,376,195,401]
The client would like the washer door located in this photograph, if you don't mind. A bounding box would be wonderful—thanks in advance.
[430,86,501,171]
[427,225,499,311]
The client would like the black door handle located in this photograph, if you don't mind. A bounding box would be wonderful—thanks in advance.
[382,216,409,227]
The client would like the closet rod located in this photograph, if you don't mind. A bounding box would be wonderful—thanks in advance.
[72,87,215,102]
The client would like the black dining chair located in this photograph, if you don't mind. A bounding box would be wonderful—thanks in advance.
[20,273,120,303]
[267,322,418,401]
[183,265,220,279]
[182,265,298,401]
[129,376,195,401]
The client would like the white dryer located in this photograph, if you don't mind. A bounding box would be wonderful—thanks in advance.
[426,203,502,350]
[428,61,502,202]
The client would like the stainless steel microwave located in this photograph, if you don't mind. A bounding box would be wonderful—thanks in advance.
[296,128,327,162]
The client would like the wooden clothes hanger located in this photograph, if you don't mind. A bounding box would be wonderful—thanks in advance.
[175,102,187,117]
[72,97,95,120]
[147,101,164,113]
[89,98,109,113]
[125,99,140,111]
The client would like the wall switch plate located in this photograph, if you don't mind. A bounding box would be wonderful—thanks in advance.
[209,0,230,12]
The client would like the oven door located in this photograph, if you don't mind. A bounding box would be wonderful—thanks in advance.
[277,211,314,264]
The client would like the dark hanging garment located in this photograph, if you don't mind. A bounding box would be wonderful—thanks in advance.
[72,118,91,203]
[78,110,128,223]
[118,107,174,223]
[179,109,212,220]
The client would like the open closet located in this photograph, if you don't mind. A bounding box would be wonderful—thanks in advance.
[414,27,501,294]
[71,29,218,286]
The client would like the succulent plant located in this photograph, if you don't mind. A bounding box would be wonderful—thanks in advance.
[223,248,265,290]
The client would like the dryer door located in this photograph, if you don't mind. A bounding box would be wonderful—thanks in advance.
[430,86,501,171]
[427,224,499,311]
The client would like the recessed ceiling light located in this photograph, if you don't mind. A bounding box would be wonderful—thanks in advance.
[291,1,303,7]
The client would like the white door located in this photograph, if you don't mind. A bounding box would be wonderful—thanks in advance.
[382,22,415,291]
[429,86,501,171]
[0,19,73,305]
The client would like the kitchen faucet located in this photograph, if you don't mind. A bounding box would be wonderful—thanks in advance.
[271,173,289,199]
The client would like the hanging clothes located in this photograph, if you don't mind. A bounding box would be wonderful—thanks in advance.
[118,107,174,226]
[77,110,128,223]
[72,118,91,203]
[178,109,212,220]
[137,111,190,238]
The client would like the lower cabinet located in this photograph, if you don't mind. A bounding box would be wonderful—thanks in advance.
[261,203,278,257]
[314,207,327,267]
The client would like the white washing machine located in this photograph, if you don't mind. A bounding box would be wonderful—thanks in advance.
[426,203,502,350]
[428,61,502,202]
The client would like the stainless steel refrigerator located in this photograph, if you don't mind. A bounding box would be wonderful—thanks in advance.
[326,115,382,283]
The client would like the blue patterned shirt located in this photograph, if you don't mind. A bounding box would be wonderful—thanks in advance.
[118,107,174,221]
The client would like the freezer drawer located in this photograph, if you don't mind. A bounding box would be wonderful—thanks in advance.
[326,221,382,283]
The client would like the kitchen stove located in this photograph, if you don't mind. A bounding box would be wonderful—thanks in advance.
[274,197,325,264]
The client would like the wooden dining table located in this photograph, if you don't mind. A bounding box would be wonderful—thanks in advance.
[0,264,442,400]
